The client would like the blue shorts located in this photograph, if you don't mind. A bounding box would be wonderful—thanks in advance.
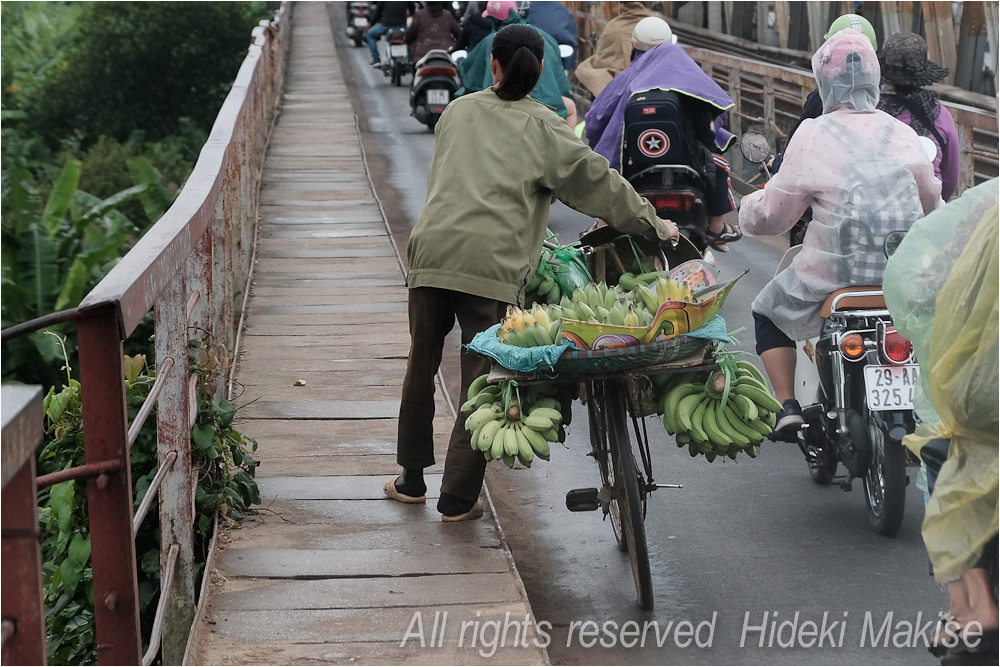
[753,311,795,355]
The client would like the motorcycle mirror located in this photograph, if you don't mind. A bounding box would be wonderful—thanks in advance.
[739,130,771,165]
[884,230,907,259]
[558,44,574,59]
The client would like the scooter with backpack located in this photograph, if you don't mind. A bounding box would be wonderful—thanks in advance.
[409,49,461,131]
[620,89,720,257]
[740,130,920,536]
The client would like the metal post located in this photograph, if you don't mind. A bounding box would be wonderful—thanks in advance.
[154,273,195,666]
[1,461,46,666]
[763,76,776,146]
[77,308,142,665]
[1,386,46,666]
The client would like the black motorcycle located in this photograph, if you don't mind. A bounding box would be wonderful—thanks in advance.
[620,89,717,255]
[740,130,918,536]
[409,49,461,131]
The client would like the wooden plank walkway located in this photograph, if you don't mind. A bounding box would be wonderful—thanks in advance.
[186,3,546,664]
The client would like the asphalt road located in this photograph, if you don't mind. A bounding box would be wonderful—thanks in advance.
[328,6,942,664]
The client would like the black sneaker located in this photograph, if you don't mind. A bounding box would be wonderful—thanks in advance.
[370,60,381,68]
[774,399,805,433]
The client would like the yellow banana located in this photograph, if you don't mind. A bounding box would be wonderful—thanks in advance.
[533,306,552,331]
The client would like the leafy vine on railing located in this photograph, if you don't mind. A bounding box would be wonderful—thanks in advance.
[37,333,259,665]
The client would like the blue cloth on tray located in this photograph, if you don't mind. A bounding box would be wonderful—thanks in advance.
[467,315,729,374]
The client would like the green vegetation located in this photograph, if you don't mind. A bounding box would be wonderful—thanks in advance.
[40,340,259,665]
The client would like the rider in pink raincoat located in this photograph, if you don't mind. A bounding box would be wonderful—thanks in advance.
[739,29,943,433]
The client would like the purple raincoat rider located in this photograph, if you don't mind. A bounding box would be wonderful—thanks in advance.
[584,17,740,249]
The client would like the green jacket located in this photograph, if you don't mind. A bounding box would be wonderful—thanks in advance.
[406,89,661,305]
[458,12,572,117]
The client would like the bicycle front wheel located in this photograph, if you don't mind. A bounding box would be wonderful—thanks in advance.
[605,382,654,610]
[587,380,626,551]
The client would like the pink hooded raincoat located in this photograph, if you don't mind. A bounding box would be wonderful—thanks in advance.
[739,29,942,340]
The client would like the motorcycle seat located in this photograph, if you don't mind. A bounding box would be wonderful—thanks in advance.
[820,286,885,318]
[417,49,453,64]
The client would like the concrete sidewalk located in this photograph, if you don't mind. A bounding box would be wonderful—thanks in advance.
[186,3,546,664]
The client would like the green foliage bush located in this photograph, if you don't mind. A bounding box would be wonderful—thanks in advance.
[25,2,273,147]
[38,339,259,664]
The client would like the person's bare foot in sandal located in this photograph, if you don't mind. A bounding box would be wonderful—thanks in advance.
[706,215,742,249]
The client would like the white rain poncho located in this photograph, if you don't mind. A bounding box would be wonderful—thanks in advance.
[739,29,942,340]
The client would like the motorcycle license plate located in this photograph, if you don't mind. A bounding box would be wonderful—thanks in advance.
[354,17,367,27]
[427,89,450,106]
[390,44,408,57]
[864,364,919,411]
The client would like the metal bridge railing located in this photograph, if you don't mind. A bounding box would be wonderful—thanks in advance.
[566,8,998,196]
[688,46,999,195]
[0,3,290,665]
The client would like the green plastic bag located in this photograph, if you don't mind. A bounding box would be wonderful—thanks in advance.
[549,245,592,296]
[885,184,999,582]
[528,230,593,304]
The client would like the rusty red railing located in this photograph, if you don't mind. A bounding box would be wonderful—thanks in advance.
[0,3,290,664]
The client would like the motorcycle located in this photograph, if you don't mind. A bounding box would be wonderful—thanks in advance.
[345,2,370,48]
[620,89,717,256]
[409,49,461,131]
[739,130,918,536]
[375,27,409,87]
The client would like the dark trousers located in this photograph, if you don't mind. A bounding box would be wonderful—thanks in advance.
[397,287,507,502]
[753,310,795,355]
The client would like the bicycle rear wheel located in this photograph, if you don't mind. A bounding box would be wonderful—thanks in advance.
[587,381,626,551]
[605,382,654,610]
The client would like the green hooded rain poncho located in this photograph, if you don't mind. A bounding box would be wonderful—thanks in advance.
[457,8,572,118]
[883,178,999,582]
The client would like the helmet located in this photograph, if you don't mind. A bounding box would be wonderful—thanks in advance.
[825,14,877,50]
[631,16,675,53]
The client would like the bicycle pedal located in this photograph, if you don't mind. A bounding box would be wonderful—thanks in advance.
[565,488,600,512]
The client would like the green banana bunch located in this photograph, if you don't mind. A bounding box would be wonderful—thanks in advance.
[657,360,781,462]
[462,378,574,468]
[551,280,655,329]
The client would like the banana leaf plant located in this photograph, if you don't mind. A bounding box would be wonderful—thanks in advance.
[1,157,147,381]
